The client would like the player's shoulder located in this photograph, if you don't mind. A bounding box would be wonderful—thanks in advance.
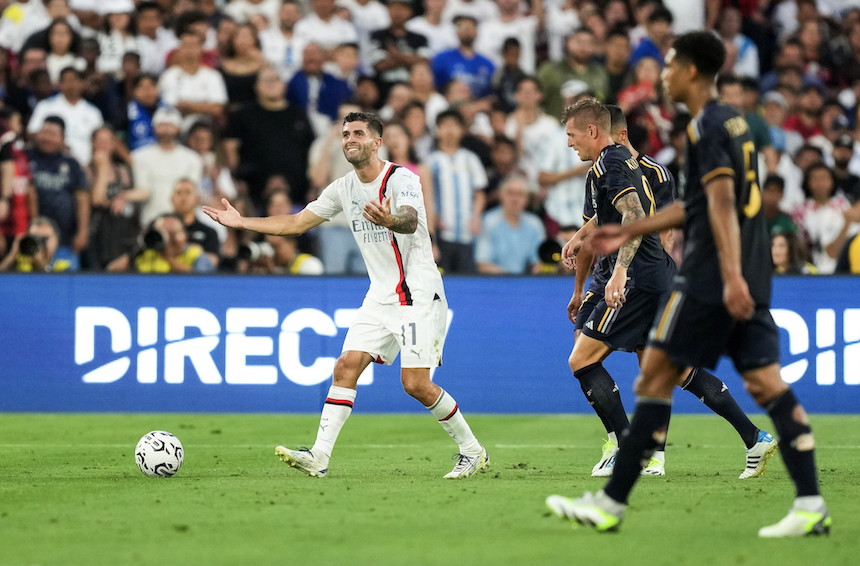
[594,143,637,177]
[692,100,746,143]
[638,153,672,183]
[389,162,420,183]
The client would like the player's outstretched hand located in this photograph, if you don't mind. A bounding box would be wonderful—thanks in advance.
[723,274,754,321]
[363,196,393,227]
[567,290,584,323]
[587,225,628,256]
[202,198,243,229]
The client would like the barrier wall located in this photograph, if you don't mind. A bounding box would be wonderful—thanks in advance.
[0,274,857,413]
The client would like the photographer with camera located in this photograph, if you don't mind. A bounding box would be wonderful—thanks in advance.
[242,234,324,275]
[0,216,70,272]
[105,213,215,273]
[171,178,220,268]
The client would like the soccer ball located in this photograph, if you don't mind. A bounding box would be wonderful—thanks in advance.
[135,431,184,477]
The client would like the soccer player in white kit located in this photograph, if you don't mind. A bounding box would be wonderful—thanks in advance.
[203,112,489,479]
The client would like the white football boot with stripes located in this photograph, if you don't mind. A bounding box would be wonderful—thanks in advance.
[275,446,328,477]
[443,446,489,479]
[739,430,778,479]
[591,439,618,477]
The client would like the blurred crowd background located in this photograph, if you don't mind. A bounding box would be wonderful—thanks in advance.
[0,0,859,276]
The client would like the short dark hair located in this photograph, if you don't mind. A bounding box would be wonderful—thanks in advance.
[607,25,631,42]
[763,174,786,192]
[452,14,477,25]
[606,104,627,132]
[343,111,384,137]
[43,115,66,132]
[671,31,726,80]
[133,73,159,88]
[561,98,610,131]
[59,66,84,81]
[648,7,674,25]
[502,37,521,52]
[436,108,466,128]
[717,73,743,91]
[174,10,207,37]
[492,135,517,152]
[137,1,162,14]
[514,75,541,91]
[627,124,649,150]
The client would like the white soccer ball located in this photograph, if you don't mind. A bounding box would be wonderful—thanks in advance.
[135,431,184,477]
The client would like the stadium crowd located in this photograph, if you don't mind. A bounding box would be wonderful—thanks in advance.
[0,0,859,275]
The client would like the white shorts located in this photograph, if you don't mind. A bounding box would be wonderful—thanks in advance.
[342,295,448,368]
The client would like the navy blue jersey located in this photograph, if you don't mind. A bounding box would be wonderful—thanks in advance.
[585,143,673,294]
[678,100,772,306]
[582,169,611,287]
[638,153,676,209]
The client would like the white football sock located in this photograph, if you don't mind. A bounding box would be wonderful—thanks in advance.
[311,385,356,465]
[426,389,482,456]
[608,431,618,444]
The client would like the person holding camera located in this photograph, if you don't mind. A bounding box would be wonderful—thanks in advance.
[0,216,70,272]
[243,234,324,275]
[25,115,90,271]
[106,213,215,273]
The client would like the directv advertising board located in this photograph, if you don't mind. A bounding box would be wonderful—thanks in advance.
[0,275,857,413]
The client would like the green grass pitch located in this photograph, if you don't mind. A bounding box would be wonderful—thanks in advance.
[0,413,857,566]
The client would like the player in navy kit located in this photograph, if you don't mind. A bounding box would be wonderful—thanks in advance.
[549,32,829,538]
[564,105,775,478]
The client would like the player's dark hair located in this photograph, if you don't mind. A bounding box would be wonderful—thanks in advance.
[561,98,610,132]
[763,174,785,193]
[343,111,384,137]
[801,162,837,199]
[43,115,66,132]
[627,124,649,149]
[436,108,466,128]
[671,32,726,80]
[606,104,627,132]
[648,7,674,25]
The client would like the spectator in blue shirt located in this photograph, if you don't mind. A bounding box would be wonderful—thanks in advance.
[476,175,545,274]
[432,15,495,99]
[122,74,164,150]
[287,43,352,133]
[629,7,673,68]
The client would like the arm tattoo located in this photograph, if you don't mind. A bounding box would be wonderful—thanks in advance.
[614,191,646,268]
[387,205,419,234]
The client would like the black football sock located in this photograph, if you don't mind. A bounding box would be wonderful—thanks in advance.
[682,368,759,449]
[765,388,820,497]
[573,362,629,438]
[604,399,671,504]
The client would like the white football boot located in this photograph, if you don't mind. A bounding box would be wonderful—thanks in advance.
[739,430,778,479]
[275,446,328,477]
[443,446,489,479]
[591,439,618,477]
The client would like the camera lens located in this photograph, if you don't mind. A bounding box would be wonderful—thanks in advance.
[20,235,40,256]
[143,229,165,251]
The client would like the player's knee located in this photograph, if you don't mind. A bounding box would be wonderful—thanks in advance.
[633,371,674,398]
[401,375,429,399]
[332,354,362,386]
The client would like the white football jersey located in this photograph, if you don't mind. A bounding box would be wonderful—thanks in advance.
[307,162,444,306]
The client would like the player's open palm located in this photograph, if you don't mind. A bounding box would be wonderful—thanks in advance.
[723,274,754,321]
[202,198,243,229]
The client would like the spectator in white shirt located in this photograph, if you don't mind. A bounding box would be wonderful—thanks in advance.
[28,66,103,164]
[503,76,556,187]
[133,106,203,226]
[405,0,457,56]
[0,0,50,53]
[475,0,543,75]
[718,6,759,79]
[44,19,86,84]
[294,0,359,59]
[223,0,281,27]
[336,0,389,71]
[158,30,227,131]
[260,0,307,82]
[96,2,140,79]
[134,2,177,76]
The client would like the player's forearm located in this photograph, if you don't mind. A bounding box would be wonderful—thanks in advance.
[620,201,685,240]
[615,194,646,268]
[706,178,744,281]
[239,214,306,236]
[574,246,593,293]
[386,209,418,234]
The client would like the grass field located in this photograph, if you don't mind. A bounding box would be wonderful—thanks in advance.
[0,413,856,566]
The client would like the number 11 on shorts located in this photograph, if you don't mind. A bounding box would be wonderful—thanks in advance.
[401,323,416,346]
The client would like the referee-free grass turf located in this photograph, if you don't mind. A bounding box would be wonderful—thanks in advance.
[0,414,856,566]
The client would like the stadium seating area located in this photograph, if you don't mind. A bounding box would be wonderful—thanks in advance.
[0,0,859,275]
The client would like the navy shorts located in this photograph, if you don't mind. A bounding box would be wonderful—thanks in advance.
[647,286,781,373]
[579,286,663,353]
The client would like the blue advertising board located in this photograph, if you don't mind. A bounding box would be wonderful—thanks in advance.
[0,274,857,413]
